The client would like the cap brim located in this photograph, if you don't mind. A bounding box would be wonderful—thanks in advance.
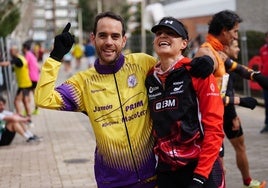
[151,24,181,37]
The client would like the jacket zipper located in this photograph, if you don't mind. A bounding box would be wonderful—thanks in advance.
[113,72,141,182]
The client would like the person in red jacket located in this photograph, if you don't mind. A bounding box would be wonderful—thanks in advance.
[146,16,225,188]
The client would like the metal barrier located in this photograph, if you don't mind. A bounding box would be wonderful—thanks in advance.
[0,37,17,111]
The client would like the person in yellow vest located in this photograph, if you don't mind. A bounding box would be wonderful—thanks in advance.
[71,40,84,69]
[10,45,33,125]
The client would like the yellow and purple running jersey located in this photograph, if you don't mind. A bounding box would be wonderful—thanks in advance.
[35,53,157,188]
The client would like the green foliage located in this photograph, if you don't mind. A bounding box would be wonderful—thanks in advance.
[127,32,154,55]
[120,3,132,28]
[246,30,265,59]
[233,30,265,92]
[135,2,141,28]
[129,2,141,34]
[79,0,97,33]
[124,2,147,53]
[0,7,20,37]
[236,30,265,62]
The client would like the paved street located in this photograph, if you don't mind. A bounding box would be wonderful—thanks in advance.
[224,105,268,187]
[0,109,97,188]
[0,61,267,187]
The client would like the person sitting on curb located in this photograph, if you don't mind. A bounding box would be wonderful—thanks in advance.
[0,95,41,145]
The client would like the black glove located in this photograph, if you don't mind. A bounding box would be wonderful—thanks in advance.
[188,174,206,188]
[50,23,75,61]
[189,55,214,78]
[239,97,258,110]
[252,72,268,90]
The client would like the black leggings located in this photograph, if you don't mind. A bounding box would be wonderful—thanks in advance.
[157,158,224,188]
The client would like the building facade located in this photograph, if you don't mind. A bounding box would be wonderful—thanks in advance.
[146,0,268,40]
[32,0,79,48]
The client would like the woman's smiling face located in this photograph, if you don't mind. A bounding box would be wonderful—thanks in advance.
[153,27,188,58]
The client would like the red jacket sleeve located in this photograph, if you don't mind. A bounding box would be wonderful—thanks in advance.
[191,74,224,179]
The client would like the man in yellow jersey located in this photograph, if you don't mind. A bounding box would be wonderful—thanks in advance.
[35,12,157,188]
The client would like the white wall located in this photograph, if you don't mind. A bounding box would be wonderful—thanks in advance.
[163,0,236,18]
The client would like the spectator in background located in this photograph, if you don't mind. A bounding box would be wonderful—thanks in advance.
[188,34,204,59]
[84,38,96,68]
[9,45,32,124]
[71,39,84,69]
[33,42,44,63]
[223,39,265,188]
[0,95,41,145]
[259,31,268,133]
[194,10,267,188]
[62,51,73,77]
[22,42,40,115]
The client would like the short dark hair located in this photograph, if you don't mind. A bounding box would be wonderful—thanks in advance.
[93,11,126,36]
[23,42,31,50]
[208,10,242,36]
[0,96,6,104]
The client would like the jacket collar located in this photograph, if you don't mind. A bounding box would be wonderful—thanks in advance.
[94,54,124,74]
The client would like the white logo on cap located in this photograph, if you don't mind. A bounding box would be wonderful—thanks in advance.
[164,20,173,25]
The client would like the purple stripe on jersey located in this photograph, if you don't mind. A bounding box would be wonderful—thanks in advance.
[55,83,78,111]
[94,54,124,74]
[94,148,156,188]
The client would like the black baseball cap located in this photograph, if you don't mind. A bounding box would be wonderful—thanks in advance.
[151,17,188,39]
